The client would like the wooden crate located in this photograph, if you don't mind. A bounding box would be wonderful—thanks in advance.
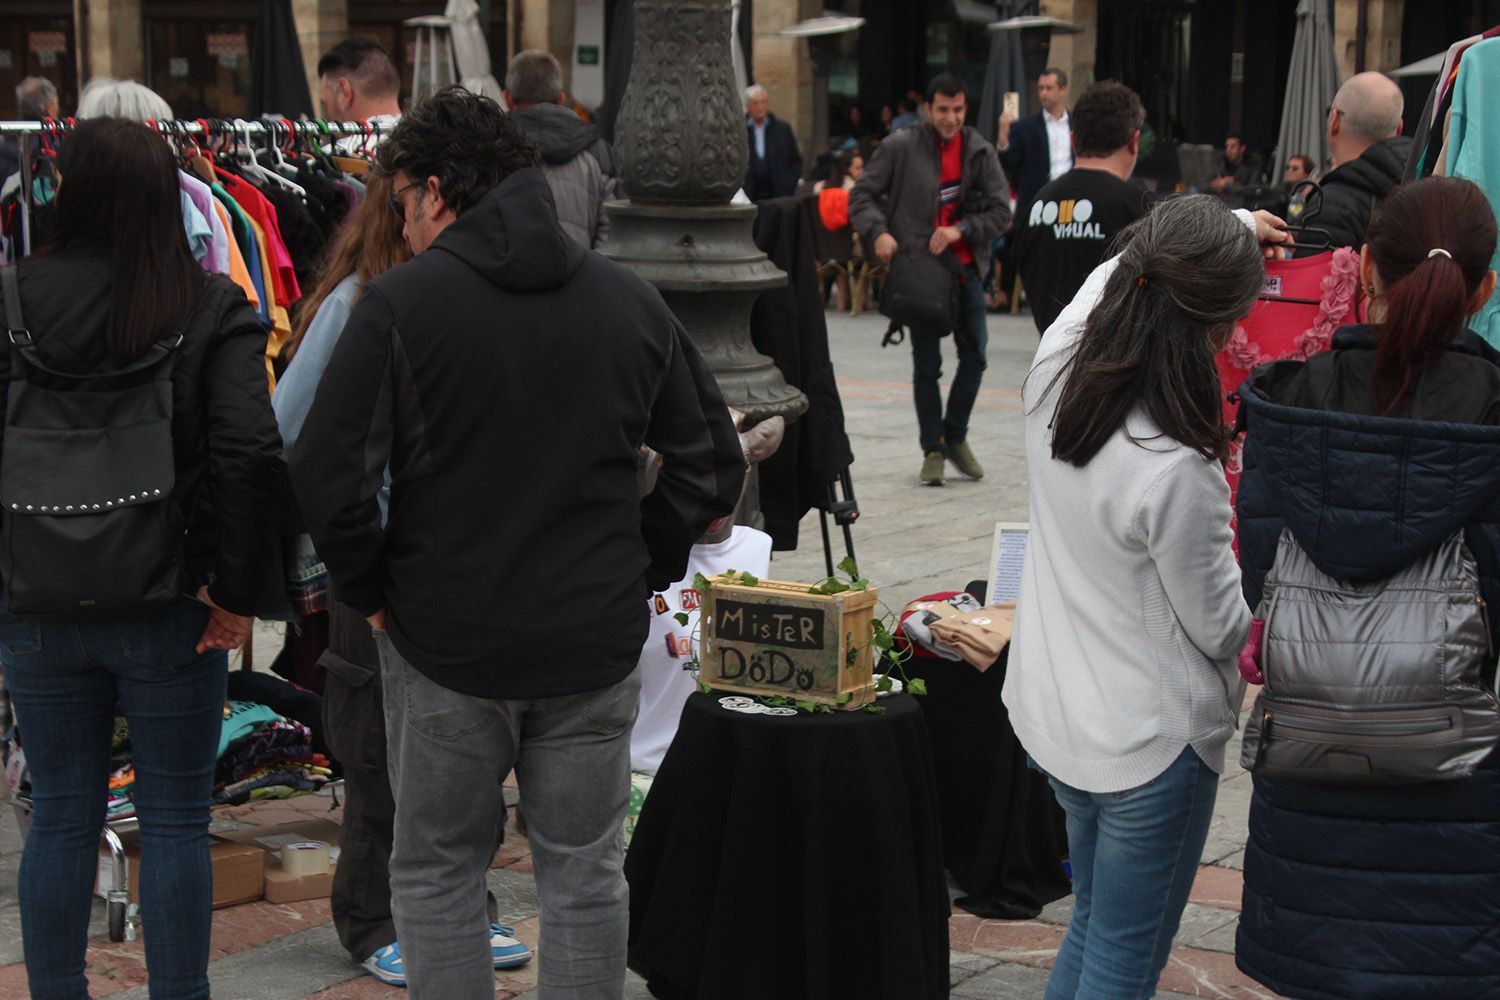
[700,576,879,709]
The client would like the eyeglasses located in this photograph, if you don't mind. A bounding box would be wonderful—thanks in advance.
[389,180,421,220]
[1326,104,1343,119]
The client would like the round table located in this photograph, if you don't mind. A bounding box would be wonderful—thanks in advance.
[625,692,950,1000]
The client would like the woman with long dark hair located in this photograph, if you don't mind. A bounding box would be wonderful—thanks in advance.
[1005,195,1283,999]
[1234,178,1500,999]
[0,117,280,999]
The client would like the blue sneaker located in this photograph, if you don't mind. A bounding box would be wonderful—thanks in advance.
[491,923,532,969]
[362,941,406,986]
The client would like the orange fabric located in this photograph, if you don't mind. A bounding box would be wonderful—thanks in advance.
[213,200,260,314]
[818,187,850,231]
[244,214,286,392]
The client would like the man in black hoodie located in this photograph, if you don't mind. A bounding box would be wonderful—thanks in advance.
[1294,71,1411,257]
[288,87,744,1000]
[505,50,616,248]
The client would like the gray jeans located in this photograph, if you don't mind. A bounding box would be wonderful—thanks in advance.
[376,631,639,1000]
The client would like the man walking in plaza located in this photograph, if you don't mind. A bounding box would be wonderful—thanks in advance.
[505,49,617,247]
[1292,70,1409,256]
[851,73,1009,486]
[743,84,803,200]
[998,68,1072,231]
[1015,81,1150,335]
[288,87,745,999]
[317,35,402,130]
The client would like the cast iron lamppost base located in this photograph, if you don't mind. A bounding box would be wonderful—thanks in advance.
[603,0,809,526]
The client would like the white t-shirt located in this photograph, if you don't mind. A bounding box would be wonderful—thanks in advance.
[630,526,773,774]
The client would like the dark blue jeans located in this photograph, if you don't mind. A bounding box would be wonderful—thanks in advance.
[910,261,990,455]
[0,599,227,1000]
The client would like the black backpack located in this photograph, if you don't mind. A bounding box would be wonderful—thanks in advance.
[0,264,186,614]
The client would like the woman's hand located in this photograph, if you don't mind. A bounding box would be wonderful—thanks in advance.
[1250,210,1294,260]
[195,585,253,655]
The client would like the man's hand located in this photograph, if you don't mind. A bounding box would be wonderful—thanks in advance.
[195,585,252,655]
[929,225,963,255]
[1250,210,1294,260]
[1210,175,1234,193]
[367,608,388,631]
[874,232,899,264]
[998,111,1016,149]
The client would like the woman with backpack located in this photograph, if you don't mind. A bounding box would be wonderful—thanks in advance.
[1005,195,1288,999]
[0,118,281,999]
[1234,178,1500,999]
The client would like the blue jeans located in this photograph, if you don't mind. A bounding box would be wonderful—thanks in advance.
[1041,747,1219,1000]
[910,261,989,455]
[0,600,227,1000]
[377,632,640,1000]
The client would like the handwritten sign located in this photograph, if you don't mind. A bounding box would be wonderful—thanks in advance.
[701,577,877,709]
[713,599,824,650]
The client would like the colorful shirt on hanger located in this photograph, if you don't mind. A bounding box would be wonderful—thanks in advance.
[1448,35,1500,347]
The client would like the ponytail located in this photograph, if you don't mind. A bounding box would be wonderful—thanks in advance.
[1364,178,1499,415]
[1371,254,1471,413]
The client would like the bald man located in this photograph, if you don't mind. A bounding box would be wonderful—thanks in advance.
[1294,71,1409,256]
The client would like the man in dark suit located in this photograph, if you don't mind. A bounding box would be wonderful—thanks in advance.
[743,84,803,201]
[998,68,1073,228]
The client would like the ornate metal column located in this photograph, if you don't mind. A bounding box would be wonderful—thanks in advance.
[604,0,809,525]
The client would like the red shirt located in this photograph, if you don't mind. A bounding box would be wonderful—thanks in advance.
[937,133,974,266]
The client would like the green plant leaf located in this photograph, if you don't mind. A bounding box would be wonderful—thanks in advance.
[907,678,928,696]
[837,692,852,704]
[694,572,711,593]
[673,612,690,626]
[837,555,860,579]
[851,578,870,591]
[845,646,857,666]
[737,572,759,586]
[863,704,887,716]
[876,674,893,692]
[697,680,713,694]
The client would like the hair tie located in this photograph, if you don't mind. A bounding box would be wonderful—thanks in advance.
[1428,248,1453,259]
[1136,274,1149,288]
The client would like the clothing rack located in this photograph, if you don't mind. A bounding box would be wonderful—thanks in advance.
[1,117,394,258]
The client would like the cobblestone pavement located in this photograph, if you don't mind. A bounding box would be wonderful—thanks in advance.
[0,307,1284,999]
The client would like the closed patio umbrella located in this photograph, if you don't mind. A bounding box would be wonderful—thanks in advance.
[978,0,1029,144]
[249,0,313,118]
[444,0,503,98]
[1273,0,1339,182]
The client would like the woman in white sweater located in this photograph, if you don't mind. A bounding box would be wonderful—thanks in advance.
[1004,196,1282,1000]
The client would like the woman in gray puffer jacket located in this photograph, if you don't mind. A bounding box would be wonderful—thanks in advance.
[1235,177,1500,1000]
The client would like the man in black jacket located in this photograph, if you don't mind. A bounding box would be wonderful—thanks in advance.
[289,88,744,1000]
[1293,71,1410,257]
[998,68,1072,231]
[743,84,803,200]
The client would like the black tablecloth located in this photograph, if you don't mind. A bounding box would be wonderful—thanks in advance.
[906,648,1071,920]
[626,693,950,1000]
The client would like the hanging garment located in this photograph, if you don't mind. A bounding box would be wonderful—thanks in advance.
[1218,247,1360,543]
[1447,36,1500,347]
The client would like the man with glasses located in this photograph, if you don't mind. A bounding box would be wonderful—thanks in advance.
[289,87,744,1000]
[1291,71,1409,257]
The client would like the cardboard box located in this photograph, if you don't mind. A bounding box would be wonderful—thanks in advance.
[216,818,341,904]
[263,862,336,904]
[700,576,879,709]
[97,837,265,908]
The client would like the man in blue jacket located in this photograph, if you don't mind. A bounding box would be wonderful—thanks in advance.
[743,85,803,200]
[998,68,1073,231]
